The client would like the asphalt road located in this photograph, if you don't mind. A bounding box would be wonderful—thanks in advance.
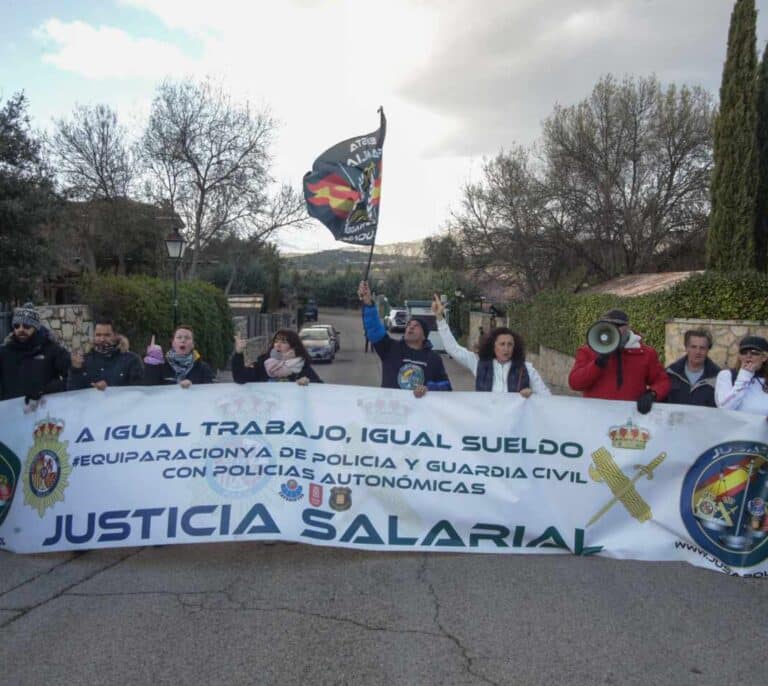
[1,308,766,686]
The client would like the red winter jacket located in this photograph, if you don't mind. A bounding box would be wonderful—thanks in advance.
[569,337,670,401]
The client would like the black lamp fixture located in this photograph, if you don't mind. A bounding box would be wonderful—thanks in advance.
[164,231,187,329]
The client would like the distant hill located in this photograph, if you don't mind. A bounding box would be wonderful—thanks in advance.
[284,240,424,272]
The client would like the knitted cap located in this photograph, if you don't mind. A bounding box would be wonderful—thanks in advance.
[12,302,40,329]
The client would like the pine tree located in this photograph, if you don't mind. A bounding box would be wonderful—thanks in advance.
[755,43,768,271]
[707,0,759,271]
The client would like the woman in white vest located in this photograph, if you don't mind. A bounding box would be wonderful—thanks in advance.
[432,295,550,396]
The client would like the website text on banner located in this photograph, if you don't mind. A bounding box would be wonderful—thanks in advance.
[1,384,766,577]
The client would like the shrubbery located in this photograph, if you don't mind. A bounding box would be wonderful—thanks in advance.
[78,274,233,368]
[507,271,768,361]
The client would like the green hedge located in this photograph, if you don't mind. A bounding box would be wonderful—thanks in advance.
[507,271,768,362]
[78,274,233,369]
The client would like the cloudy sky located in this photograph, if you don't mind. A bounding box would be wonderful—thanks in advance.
[3,0,768,253]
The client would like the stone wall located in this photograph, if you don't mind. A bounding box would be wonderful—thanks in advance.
[36,304,93,352]
[665,318,768,369]
[527,346,579,396]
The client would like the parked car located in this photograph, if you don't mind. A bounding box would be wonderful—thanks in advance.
[299,327,335,362]
[302,324,341,352]
[303,299,319,322]
[385,307,408,333]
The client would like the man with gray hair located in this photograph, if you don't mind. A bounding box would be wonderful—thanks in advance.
[665,329,720,407]
[0,302,70,403]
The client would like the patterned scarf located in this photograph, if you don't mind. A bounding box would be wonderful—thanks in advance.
[166,349,198,382]
[264,349,305,379]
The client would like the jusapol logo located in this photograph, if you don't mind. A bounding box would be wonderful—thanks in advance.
[680,441,768,568]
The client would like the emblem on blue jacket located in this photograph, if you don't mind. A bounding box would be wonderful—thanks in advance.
[397,363,425,390]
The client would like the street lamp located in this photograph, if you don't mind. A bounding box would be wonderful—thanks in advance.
[164,231,187,329]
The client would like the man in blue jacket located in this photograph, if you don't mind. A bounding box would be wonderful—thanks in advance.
[358,281,451,397]
[665,329,720,407]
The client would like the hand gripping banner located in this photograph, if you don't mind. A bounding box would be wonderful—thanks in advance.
[1,384,768,577]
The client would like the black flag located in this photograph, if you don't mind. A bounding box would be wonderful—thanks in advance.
[303,109,385,246]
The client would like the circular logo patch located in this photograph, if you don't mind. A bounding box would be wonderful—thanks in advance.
[28,450,61,498]
[397,363,425,390]
[680,441,768,568]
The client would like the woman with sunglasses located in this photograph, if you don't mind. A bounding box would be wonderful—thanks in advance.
[715,336,768,414]
[231,329,322,386]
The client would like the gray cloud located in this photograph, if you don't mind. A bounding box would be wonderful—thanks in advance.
[400,0,768,156]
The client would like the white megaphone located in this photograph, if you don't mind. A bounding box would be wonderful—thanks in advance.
[587,321,626,355]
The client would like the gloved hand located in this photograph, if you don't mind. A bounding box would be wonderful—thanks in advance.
[595,354,610,368]
[637,390,656,415]
[24,390,43,405]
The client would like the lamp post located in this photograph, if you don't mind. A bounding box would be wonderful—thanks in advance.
[164,231,187,330]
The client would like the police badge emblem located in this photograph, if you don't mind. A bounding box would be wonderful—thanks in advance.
[23,418,72,518]
[329,487,352,511]
[0,442,22,528]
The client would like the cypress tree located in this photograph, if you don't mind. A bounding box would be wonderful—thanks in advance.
[755,43,768,271]
[707,0,759,271]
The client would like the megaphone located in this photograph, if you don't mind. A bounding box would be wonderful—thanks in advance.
[587,321,626,355]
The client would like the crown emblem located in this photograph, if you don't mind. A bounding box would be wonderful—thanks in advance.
[357,396,411,426]
[33,418,65,441]
[608,419,650,450]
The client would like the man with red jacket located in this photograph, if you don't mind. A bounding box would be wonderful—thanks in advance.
[568,309,669,414]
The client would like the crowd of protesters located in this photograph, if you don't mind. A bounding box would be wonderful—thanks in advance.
[0,295,765,418]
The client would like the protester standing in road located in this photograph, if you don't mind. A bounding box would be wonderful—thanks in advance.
[665,329,720,407]
[143,325,215,387]
[432,294,550,396]
[715,335,768,415]
[0,302,70,404]
[67,318,144,391]
[358,280,451,397]
[231,330,322,385]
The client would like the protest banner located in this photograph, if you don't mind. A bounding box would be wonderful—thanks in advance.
[1,384,767,576]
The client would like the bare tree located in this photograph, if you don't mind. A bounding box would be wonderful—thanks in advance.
[451,75,715,295]
[541,75,714,280]
[50,104,133,200]
[449,147,574,298]
[49,104,141,274]
[141,78,304,278]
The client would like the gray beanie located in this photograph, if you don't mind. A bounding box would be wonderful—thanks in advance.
[12,302,41,329]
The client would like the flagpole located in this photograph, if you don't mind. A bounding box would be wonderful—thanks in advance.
[362,106,385,285]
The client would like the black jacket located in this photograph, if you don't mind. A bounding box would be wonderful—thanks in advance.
[0,328,70,401]
[144,359,215,385]
[67,348,144,391]
[231,352,322,384]
[665,356,721,407]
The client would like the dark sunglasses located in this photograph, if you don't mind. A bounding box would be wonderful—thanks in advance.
[12,323,34,330]
[740,349,766,356]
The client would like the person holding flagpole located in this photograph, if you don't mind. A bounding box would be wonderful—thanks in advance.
[358,280,451,398]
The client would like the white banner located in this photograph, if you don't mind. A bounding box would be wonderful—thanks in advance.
[1,384,767,576]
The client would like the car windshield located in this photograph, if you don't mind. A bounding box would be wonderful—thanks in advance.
[300,330,330,341]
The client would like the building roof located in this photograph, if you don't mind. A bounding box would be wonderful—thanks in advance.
[584,271,701,297]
